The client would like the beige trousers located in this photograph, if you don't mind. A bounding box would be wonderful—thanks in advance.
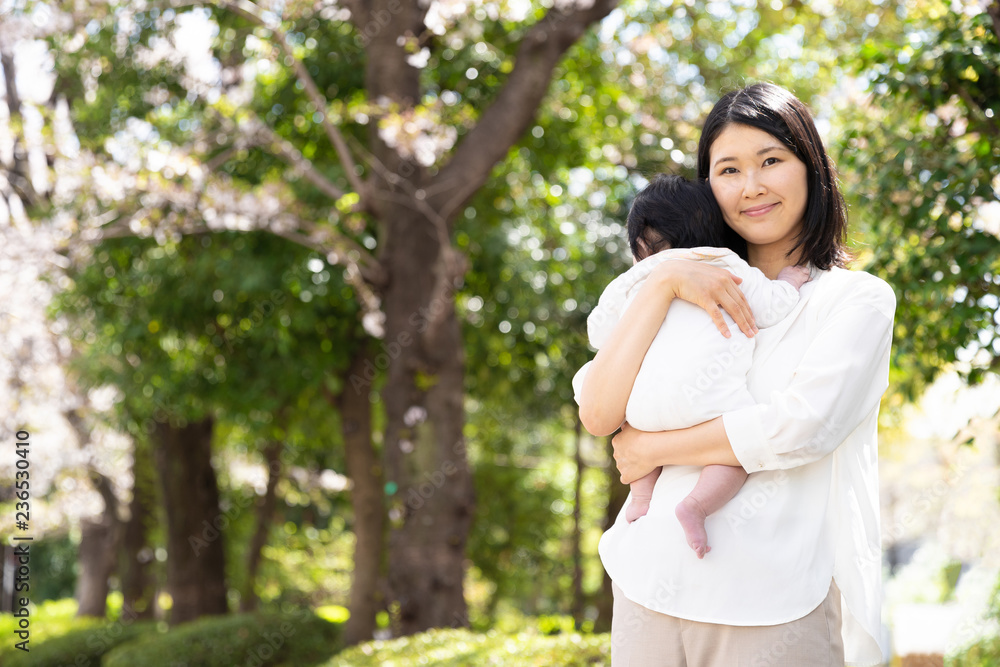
[610,580,845,667]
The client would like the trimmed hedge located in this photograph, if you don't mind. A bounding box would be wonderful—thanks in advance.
[103,609,343,667]
[1,619,159,667]
[326,628,610,666]
[0,598,89,646]
[0,598,152,665]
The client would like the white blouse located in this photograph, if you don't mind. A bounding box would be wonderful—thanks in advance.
[598,266,896,667]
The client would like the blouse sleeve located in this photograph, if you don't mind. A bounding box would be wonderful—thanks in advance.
[723,276,896,472]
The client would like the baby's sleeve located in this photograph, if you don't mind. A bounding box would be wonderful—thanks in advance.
[732,263,803,329]
[586,272,634,348]
[571,362,590,406]
[575,268,638,405]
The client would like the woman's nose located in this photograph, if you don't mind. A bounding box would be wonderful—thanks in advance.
[742,171,767,198]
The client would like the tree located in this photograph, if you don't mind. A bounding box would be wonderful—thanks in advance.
[836,0,1000,403]
[54,230,362,623]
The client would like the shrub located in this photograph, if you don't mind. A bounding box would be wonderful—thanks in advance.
[0,597,149,665]
[0,598,84,643]
[947,575,1000,667]
[325,628,610,666]
[947,632,1000,666]
[103,609,343,667]
[1,620,159,667]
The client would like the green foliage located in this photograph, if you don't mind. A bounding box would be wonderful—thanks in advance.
[838,1,1000,402]
[0,597,157,665]
[950,638,1000,667]
[947,580,1000,667]
[535,614,579,636]
[464,416,610,625]
[255,518,355,609]
[325,627,609,666]
[20,533,77,602]
[103,609,343,667]
[54,230,360,429]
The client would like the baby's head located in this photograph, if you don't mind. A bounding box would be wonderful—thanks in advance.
[626,173,727,261]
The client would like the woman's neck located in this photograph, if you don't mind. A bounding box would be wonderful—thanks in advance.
[748,245,804,279]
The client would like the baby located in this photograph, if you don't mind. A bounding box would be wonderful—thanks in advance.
[573,173,810,558]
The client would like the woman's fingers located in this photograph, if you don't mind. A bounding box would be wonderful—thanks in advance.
[650,259,757,338]
[719,282,756,337]
[691,271,755,339]
[612,424,647,484]
[704,298,734,338]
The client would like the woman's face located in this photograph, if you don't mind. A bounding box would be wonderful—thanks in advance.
[707,124,808,258]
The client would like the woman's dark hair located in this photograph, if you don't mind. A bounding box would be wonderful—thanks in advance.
[626,173,727,260]
[696,82,850,269]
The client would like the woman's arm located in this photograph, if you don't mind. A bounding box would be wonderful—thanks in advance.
[578,260,756,436]
[612,418,738,483]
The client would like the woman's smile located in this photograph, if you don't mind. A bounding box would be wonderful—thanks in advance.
[742,202,779,217]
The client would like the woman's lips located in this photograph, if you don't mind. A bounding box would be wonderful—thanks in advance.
[742,202,778,217]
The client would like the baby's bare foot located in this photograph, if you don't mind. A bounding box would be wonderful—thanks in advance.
[626,497,651,523]
[675,496,711,558]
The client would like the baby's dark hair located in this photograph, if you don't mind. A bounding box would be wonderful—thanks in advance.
[626,173,728,260]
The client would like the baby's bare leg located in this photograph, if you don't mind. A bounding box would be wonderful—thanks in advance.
[626,467,661,523]
[675,464,748,558]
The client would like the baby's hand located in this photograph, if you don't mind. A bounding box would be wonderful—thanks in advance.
[776,265,811,290]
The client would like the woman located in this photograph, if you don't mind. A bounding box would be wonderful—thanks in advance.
[578,83,895,666]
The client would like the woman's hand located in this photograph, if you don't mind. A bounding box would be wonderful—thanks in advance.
[650,259,756,338]
[612,418,742,481]
[612,423,658,484]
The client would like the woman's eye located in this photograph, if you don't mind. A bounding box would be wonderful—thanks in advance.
[763,157,780,166]
[719,167,738,175]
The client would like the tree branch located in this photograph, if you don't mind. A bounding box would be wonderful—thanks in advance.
[0,42,37,207]
[76,169,386,289]
[210,0,371,208]
[348,132,451,250]
[953,84,1000,139]
[430,0,620,223]
[242,114,349,201]
[64,406,121,523]
[987,0,1000,44]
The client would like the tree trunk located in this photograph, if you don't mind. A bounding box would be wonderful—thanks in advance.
[570,419,585,627]
[362,2,474,629]
[64,407,121,619]
[335,346,385,645]
[121,439,157,619]
[595,433,629,632]
[75,515,117,617]
[356,0,616,636]
[381,205,475,635]
[240,440,282,613]
[152,417,228,625]
[0,45,29,204]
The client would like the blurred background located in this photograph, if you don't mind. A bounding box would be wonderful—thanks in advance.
[0,0,997,665]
